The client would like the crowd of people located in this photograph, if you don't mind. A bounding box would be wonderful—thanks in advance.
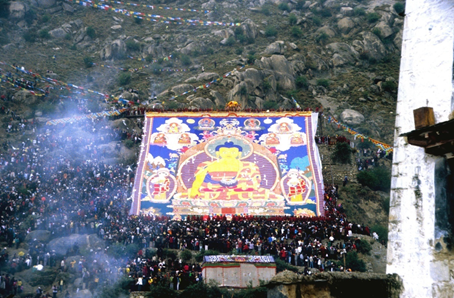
[0,109,144,296]
[0,93,386,297]
[62,181,373,293]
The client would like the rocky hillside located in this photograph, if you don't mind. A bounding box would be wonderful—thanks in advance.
[2,0,401,138]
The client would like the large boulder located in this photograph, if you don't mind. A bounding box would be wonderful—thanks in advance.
[201,0,216,10]
[171,84,193,95]
[196,72,219,81]
[143,40,165,57]
[306,52,329,71]
[9,1,27,19]
[49,28,66,39]
[73,27,88,44]
[236,68,263,88]
[213,28,234,39]
[189,97,215,109]
[374,21,393,39]
[356,32,387,61]
[210,90,226,107]
[241,19,259,40]
[100,39,126,60]
[48,234,105,256]
[119,91,137,101]
[316,25,336,38]
[269,270,300,284]
[273,72,295,90]
[227,81,249,107]
[340,109,365,125]
[326,42,359,67]
[264,41,286,55]
[340,7,353,16]
[13,89,38,105]
[62,2,74,13]
[180,42,201,55]
[393,30,403,50]
[25,230,51,243]
[337,17,355,35]
[255,55,295,76]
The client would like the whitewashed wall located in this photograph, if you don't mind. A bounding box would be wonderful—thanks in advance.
[387,0,454,297]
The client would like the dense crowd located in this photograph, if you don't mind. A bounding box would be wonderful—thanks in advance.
[0,111,143,297]
[115,184,373,291]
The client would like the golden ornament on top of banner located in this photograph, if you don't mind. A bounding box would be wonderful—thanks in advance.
[226,101,241,111]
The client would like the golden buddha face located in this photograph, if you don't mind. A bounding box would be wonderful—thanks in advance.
[216,147,240,160]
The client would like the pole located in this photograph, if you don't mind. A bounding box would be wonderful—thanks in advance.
[343,252,346,272]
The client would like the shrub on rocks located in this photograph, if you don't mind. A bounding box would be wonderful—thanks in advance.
[117,72,131,86]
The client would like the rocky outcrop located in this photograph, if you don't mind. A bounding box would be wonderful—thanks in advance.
[210,90,226,107]
[266,272,402,298]
[393,30,403,50]
[326,43,359,67]
[337,17,355,35]
[189,97,215,109]
[25,230,51,243]
[14,89,38,105]
[62,2,74,13]
[48,234,105,256]
[223,55,298,107]
[340,109,365,125]
[181,41,203,55]
[213,28,234,39]
[264,41,286,55]
[49,28,66,39]
[255,55,295,77]
[9,1,27,20]
[100,39,126,60]
[316,25,336,38]
[201,0,216,10]
[374,21,393,39]
[305,52,329,71]
[143,40,165,58]
[196,72,219,81]
[241,19,259,40]
[171,84,193,95]
[340,7,353,16]
[354,32,387,61]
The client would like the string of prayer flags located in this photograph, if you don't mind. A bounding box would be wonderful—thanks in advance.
[95,0,211,13]
[68,0,240,26]
[324,114,393,152]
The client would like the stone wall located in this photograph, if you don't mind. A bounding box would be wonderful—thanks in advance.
[266,271,402,298]
[202,263,276,288]
[387,0,454,297]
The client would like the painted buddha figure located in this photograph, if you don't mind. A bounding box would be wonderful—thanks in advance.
[187,141,281,201]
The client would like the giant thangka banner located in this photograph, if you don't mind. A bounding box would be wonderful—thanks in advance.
[130,112,324,218]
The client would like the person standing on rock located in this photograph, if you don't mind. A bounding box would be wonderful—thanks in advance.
[343,175,348,187]
[52,285,58,298]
